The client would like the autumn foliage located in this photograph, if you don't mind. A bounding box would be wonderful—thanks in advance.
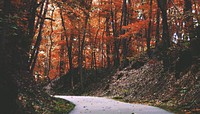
[29,0,200,81]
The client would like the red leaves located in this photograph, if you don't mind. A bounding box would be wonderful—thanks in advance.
[120,20,149,39]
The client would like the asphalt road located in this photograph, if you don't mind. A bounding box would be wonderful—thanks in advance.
[55,95,173,114]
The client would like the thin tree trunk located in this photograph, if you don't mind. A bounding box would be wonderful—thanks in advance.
[184,0,193,39]
[101,31,105,68]
[60,34,65,76]
[155,8,160,48]
[121,0,128,67]
[105,15,111,69]
[59,8,74,88]
[29,0,49,74]
[110,0,120,67]
[147,0,153,58]
[68,33,74,88]
[79,14,89,90]
[28,0,37,39]
[47,7,55,83]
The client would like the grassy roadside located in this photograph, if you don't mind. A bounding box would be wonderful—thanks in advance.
[18,89,75,114]
[112,96,184,114]
[50,97,75,114]
[113,96,200,114]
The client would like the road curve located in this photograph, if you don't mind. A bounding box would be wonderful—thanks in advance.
[54,95,173,114]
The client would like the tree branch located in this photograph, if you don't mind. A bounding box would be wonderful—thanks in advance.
[37,14,55,21]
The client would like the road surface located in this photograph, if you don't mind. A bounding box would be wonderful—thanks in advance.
[54,95,173,114]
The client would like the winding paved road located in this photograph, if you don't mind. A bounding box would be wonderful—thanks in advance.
[55,95,173,114]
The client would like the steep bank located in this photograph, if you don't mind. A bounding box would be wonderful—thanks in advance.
[82,55,200,113]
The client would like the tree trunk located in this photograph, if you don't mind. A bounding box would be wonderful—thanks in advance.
[157,0,170,48]
[110,0,120,67]
[147,0,153,58]
[105,15,111,68]
[46,6,55,83]
[60,7,75,88]
[68,33,74,88]
[28,0,37,44]
[155,8,160,48]
[29,0,49,74]
[121,0,129,67]
[157,0,170,70]
[79,14,89,90]
[184,0,193,40]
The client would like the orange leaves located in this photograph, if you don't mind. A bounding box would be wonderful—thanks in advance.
[49,69,58,79]
[120,20,149,38]
[104,35,114,40]
[136,3,150,11]
[123,20,147,30]
[58,40,66,45]
[113,1,122,8]
[99,12,109,17]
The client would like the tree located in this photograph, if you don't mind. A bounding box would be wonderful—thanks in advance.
[157,0,170,70]
[147,0,153,58]
[121,0,129,67]
[0,0,36,113]
[28,0,49,74]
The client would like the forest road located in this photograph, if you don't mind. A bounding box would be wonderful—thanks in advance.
[54,95,173,114]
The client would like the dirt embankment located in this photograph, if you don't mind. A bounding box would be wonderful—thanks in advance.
[85,55,200,113]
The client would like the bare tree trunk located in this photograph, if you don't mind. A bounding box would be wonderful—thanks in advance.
[101,31,105,68]
[155,8,160,48]
[78,0,92,90]
[46,6,55,83]
[29,0,49,74]
[59,8,75,88]
[184,0,193,40]
[79,14,89,90]
[68,33,74,88]
[105,15,111,69]
[158,0,170,48]
[157,0,170,70]
[147,0,153,58]
[121,0,129,67]
[110,0,120,67]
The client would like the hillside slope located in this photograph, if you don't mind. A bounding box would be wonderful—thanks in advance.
[83,55,200,113]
